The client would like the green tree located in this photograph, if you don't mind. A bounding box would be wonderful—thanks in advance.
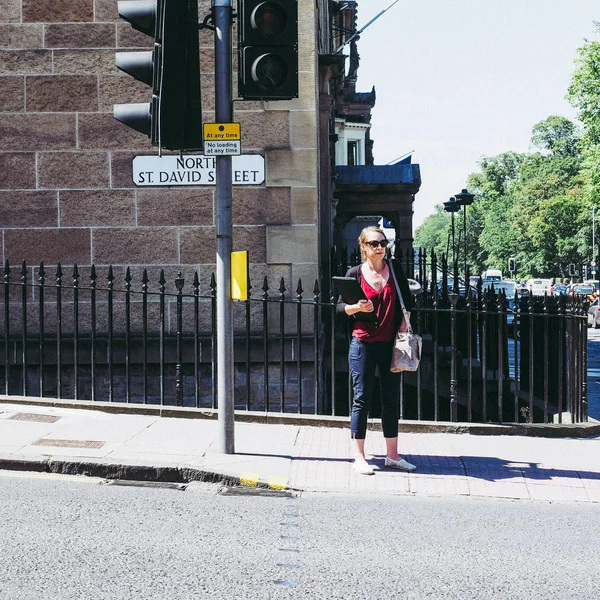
[413,205,450,258]
[530,115,581,157]
[567,22,600,209]
[567,22,600,145]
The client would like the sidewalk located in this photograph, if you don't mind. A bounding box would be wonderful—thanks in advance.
[0,397,599,503]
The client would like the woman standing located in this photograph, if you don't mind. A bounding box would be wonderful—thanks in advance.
[337,226,417,475]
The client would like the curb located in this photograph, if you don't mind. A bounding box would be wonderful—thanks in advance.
[0,455,300,492]
[2,395,599,438]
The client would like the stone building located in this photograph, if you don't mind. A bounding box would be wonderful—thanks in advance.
[0,0,420,293]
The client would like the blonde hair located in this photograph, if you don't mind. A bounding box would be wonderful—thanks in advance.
[358,226,386,261]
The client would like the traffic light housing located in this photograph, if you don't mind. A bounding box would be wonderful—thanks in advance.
[238,0,299,100]
[114,0,202,151]
[508,257,516,273]
[569,263,576,277]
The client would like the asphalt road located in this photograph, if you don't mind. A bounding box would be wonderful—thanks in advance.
[1,472,599,599]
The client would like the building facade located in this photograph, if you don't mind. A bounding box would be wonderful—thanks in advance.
[0,0,419,294]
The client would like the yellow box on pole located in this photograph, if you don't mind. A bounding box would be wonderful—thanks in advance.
[203,122,241,140]
[231,250,248,300]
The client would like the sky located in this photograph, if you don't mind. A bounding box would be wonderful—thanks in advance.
[355,0,600,229]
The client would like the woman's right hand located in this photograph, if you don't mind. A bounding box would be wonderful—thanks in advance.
[346,299,374,316]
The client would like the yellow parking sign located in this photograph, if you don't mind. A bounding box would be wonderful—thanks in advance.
[203,123,241,140]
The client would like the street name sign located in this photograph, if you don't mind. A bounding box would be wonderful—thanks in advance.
[132,154,264,186]
[203,122,241,155]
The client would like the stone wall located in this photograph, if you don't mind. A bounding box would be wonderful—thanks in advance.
[0,0,320,298]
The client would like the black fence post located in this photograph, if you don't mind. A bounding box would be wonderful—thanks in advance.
[262,276,270,412]
[56,263,63,400]
[142,269,149,404]
[4,261,10,395]
[73,264,79,400]
[158,269,166,405]
[90,265,96,402]
[449,292,459,422]
[38,262,45,397]
[279,277,286,412]
[193,271,201,409]
[244,278,252,411]
[21,262,28,396]
[175,271,184,407]
[313,279,320,414]
[107,265,114,402]
[124,267,131,404]
[296,279,303,414]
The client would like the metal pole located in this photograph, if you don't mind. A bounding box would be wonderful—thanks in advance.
[463,206,467,281]
[451,211,458,293]
[593,206,596,280]
[214,0,235,454]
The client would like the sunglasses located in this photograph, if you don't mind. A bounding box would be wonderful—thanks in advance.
[364,239,389,249]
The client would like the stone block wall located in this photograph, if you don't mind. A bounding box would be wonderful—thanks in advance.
[0,0,320,301]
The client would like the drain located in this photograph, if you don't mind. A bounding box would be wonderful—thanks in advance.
[32,438,105,449]
[218,486,296,498]
[106,480,187,491]
[9,413,60,424]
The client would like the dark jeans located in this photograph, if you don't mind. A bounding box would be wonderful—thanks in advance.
[348,337,400,439]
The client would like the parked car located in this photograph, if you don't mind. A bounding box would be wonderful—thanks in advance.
[481,280,517,330]
[516,285,529,298]
[437,277,478,298]
[588,297,600,328]
[482,280,517,298]
[551,283,569,295]
[569,283,596,302]
[482,269,502,281]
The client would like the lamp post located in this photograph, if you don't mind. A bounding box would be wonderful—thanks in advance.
[454,188,475,281]
[443,196,461,293]
[593,206,596,280]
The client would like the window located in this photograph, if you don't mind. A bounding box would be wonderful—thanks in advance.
[347,140,359,165]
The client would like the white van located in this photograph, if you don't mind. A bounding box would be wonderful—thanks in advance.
[526,278,552,296]
[482,269,502,281]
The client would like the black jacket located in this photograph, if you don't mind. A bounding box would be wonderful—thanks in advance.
[336,259,413,331]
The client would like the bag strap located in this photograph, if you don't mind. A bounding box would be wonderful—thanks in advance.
[388,259,413,333]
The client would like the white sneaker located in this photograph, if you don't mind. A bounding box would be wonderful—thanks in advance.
[353,458,374,475]
[384,457,416,471]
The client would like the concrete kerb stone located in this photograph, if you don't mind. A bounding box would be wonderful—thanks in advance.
[0,454,301,491]
[1,395,599,438]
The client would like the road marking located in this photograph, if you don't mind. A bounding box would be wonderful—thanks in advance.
[268,475,287,490]
[0,470,105,484]
[240,471,259,487]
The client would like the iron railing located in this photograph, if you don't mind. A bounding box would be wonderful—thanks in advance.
[0,254,588,424]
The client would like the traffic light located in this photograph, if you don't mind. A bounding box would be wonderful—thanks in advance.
[569,263,576,277]
[508,257,516,273]
[114,0,202,151]
[238,0,299,100]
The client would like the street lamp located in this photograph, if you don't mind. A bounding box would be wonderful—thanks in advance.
[443,196,461,293]
[454,188,475,280]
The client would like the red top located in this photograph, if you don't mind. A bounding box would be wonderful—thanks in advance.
[352,272,397,342]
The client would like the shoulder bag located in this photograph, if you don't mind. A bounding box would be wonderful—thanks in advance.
[388,261,422,373]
